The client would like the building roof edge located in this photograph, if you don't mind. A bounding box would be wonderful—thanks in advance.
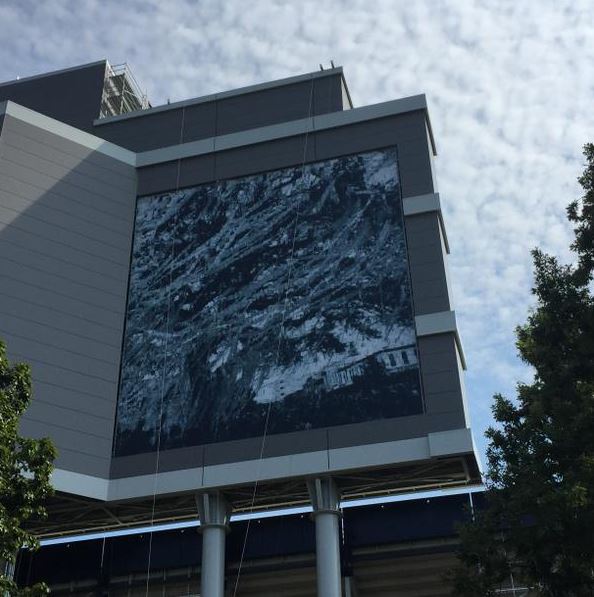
[0,59,107,89]
[93,67,346,126]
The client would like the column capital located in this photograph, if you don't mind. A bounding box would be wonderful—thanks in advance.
[307,477,341,516]
[195,491,231,531]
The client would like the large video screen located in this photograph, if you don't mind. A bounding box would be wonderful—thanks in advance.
[114,147,423,457]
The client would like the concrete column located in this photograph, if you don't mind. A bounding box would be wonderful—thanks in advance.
[344,576,358,597]
[1,558,15,597]
[307,477,342,597]
[1,558,15,579]
[196,492,231,597]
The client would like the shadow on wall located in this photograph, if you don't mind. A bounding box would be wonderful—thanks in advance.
[0,110,136,478]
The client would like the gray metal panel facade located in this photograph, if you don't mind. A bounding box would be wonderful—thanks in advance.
[135,111,434,199]
[94,74,345,152]
[314,111,436,198]
[418,334,465,418]
[0,114,136,477]
[112,107,467,477]
[406,212,452,315]
[0,74,472,493]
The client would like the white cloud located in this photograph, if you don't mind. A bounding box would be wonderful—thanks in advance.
[1,0,593,459]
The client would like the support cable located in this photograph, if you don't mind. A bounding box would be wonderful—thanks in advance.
[144,105,187,597]
[141,72,318,596]
[231,75,316,597]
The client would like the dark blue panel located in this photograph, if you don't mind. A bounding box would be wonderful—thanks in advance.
[108,529,201,575]
[229,514,315,561]
[0,62,106,131]
[17,492,483,588]
[344,494,475,547]
[15,540,104,585]
[94,109,186,152]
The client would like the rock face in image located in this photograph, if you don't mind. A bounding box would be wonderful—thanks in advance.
[114,147,423,456]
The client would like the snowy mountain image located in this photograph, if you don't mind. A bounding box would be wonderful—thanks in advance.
[114,147,423,456]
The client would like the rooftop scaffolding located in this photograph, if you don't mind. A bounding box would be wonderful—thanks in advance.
[99,62,150,118]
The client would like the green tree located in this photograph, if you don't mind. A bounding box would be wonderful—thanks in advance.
[451,144,594,596]
[0,340,56,595]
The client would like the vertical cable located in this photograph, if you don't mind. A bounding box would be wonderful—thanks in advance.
[144,105,187,597]
[231,75,316,597]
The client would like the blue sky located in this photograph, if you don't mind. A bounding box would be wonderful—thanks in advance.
[2,0,594,462]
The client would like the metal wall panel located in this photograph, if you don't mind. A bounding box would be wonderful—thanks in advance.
[114,107,466,476]
[405,212,452,315]
[0,114,136,477]
[314,111,435,198]
[136,111,435,200]
[214,134,316,180]
[0,62,106,131]
[326,411,464,451]
[93,109,186,152]
[95,74,344,152]
[1,81,471,490]
[0,116,134,178]
[418,335,465,418]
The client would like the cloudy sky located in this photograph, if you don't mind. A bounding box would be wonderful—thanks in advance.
[2,0,593,462]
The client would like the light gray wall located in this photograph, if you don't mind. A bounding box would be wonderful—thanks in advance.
[0,114,137,477]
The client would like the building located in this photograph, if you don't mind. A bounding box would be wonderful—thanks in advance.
[322,345,418,391]
[0,60,480,596]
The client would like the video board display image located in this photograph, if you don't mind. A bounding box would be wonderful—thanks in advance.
[114,147,423,456]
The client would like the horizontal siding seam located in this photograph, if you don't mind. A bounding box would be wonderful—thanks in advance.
[0,212,131,262]
[52,444,113,461]
[0,219,130,270]
[0,154,132,207]
[32,378,117,403]
[1,312,122,349]
[0,328,121,365]
[0,289,122,330]
[24,398,114,421]
[1,137,135,194]
[0,189,132,240]
[0,252,128,291]
[0,237,129,282]
[53,448,112,464]
[9,351,119,384]
[23,415,113,441]
[0,170,135,223]
[0,273,125,315]
[2,119,136,180]
[1,128,136,181]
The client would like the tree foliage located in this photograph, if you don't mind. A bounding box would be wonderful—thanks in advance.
[451,143,594,596]
[0,340,56,595]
